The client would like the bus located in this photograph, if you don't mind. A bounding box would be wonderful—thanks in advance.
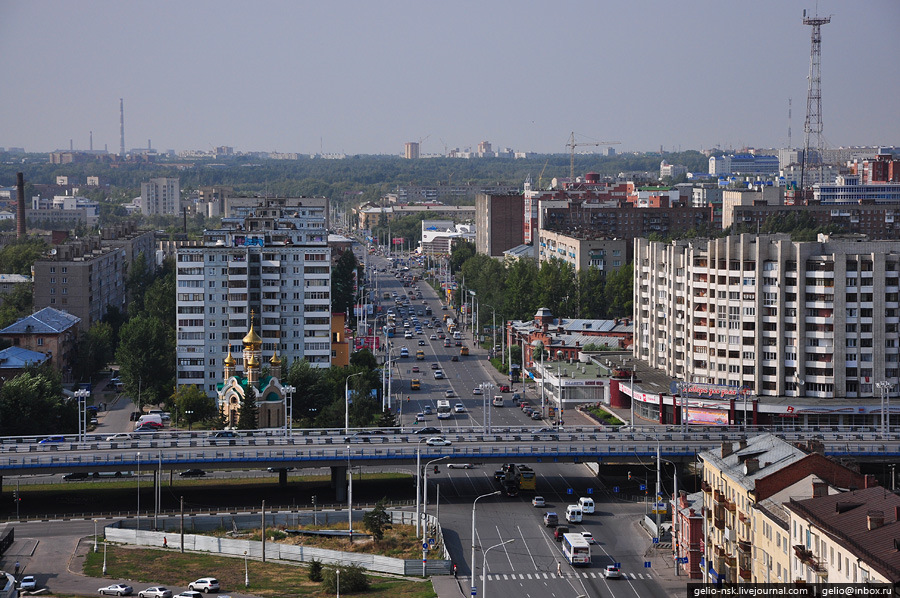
[384,325,395,338]
[436,400,452,419]
[518,465,536,491]
[561,533,591,566]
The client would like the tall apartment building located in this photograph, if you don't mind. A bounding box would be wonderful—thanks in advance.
[141,177,181,215]
[32,223,155,332]
[403,142,419,160]
[475,193,524,257]
[175,202,331,395]
[634,233,900,404]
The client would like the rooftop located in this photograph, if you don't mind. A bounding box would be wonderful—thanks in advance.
[0,307,81,335]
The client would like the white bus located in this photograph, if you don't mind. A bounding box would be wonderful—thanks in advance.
[561,533,591,566]
[436,400,452,419]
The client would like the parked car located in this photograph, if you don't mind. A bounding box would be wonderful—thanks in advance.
[173,592,203,598]
[532,496,545,507]
[188,578,219,593]
[99,584,134,596]
[19,576,37,591]
[179,469,206,478]
[139,587,173,598]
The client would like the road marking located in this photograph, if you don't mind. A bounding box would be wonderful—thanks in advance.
[517,524,539,570]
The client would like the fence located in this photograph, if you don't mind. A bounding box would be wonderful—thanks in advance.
[104,510,451,577]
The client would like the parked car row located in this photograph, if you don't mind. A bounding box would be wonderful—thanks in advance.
[99,578,219,597]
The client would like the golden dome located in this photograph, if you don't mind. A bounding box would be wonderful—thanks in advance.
[269,351,282,365]
[243,323,262,347]
[247,354,260,368]
[224,351,236,367]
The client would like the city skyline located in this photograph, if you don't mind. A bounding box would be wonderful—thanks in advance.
[2,0,899,156]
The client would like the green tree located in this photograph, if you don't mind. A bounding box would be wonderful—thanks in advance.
[603,262,634,318]
[0,368,72,437]
[285,359,327,423]
[116,315,176,408]
[331,249,359,316]
[142,262,175,324]
[322,565,369,593]
[173,384,217,427]
[125,251,155,314]
[377,406,396,428]
[307,559,323,582]
[237,392,258,429]
[0,237,48,275]
[349,349,377,370]
[362,499,392,541]
[74,321,115,382]
[0,284,34,329]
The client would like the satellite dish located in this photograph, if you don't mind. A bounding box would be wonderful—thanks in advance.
[49,249,57,255]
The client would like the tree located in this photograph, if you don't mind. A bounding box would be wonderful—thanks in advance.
[125,251,155,315]
[0,368,71,437]
[349,349,377,370]
[362,499,392,541]
[322,565,369,593]
[377,406,396,428]
[0,284,34,329]
[116,315,176,408]
[331,249,359,315]
[0,237,48,275]
[74,321,115,382]
[603,262,634,318]
[173,384,217,426]
[237,391,258,429]
[307,559,323,582]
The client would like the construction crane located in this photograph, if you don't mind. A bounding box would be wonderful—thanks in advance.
[537,160,549,190]
[566,132,620,182]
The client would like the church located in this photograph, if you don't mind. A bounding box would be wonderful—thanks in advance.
[216,319,288,429]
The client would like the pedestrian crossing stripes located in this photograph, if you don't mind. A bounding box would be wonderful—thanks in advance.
[484,571,651,581]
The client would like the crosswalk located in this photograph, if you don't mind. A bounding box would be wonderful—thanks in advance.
[481,571,652,581]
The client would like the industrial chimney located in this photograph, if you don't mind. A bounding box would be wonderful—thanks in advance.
[119,98,125,157]
[16,172,26,238]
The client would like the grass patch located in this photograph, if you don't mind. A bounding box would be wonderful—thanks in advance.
[84,546,436,597]
[586,406,624,426]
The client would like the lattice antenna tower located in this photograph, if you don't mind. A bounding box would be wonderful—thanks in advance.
[799,9,830,193]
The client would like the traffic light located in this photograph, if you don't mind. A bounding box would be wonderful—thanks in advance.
[434,466,439,474]
[628,471,632,480]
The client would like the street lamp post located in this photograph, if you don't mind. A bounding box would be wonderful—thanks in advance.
[346,445,354,543]
[283,385,296,435]
[470,491,500,597]
[876,381,893,436]
[244,550,249,587]
[344,372,365,435]
[74,388,90,442]
[481,539,515,598]
[136,452,141,531]
[531,341,545,419]
[102,540,107,575]
[422,455,448,539]
[479,382,494,432]
[185,410,194,432]
[556,350,564,429]
[94,519,98,552]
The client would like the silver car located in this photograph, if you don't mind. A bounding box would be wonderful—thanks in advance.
[139,588,173,598]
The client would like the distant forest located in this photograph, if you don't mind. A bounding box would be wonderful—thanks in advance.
[0,150,712,210]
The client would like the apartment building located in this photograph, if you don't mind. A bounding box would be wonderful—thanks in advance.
[140,177,181,215]
[699,435,868,584]
[635,233,900,407]
[32,224,154,332]
[475,193,524,257]
[536,229,628,275]
[175,203,331,395]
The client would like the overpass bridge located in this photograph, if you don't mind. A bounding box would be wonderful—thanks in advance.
[1,426,897,495]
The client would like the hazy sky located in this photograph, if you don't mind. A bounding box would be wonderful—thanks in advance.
[2,0,898,156]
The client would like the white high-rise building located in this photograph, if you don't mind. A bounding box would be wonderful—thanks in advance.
[176,200,331,395]
[634,233,900,402]
[141,177,181,215]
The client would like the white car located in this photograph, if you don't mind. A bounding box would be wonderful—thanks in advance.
[604,565,621,579]
[139,588,173,598]
[532,496,546,507]
[454,403,466,413]
[425,437,451,446]
[581,531,595,544]
[106,433,132,442]
[433,370,444,379]
[99,584,134,596]
[19,576,37,591]
[472,387,483,395]
[447,463,473,469]
[188,578,219,593]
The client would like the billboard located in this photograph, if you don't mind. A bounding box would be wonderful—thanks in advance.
[392,237,404,245]
[684,407,729,426]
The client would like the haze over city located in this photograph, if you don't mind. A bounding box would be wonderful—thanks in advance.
[2,0,899,156]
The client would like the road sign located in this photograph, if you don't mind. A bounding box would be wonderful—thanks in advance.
[645,561,652,568]
[615,562,621,568]
[429,538,435,545]
[639,484,646,491]
[423,542,429,550]
[567,488,573,495]
[471,587,477,597]
[653,537,659,544]
[586,487,593,495]
[613,486,619,493]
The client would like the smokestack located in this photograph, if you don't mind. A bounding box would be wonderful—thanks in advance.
[16,172,25,238]
[119,98,125,157]
[90,131,93,151]
[148,139,151,151]
[70,139,73,151]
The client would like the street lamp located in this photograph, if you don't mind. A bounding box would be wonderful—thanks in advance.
[185,410,194,432]
[556,350,564,430]
[479,382,495,432]
[282,385,295,437]
[102,540,107,575]
[344,372,365,435]
[94,519,98,552]
[244,550,249,587]
[531,340,545,419]
[74,388,90,442]
[877,381,893,436]
[136,452,141,531]
[481,539,515,598]
[470,491,500,597]
[347,445,354,542]
[422,455,448,539]
[483,304,498,357]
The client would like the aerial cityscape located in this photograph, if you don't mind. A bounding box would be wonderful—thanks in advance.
[0,2,899,598]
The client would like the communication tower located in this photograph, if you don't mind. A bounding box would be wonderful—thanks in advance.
[799,10,831,193]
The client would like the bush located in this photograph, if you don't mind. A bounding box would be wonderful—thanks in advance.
[308,558,323,582]
[322,564,370,593]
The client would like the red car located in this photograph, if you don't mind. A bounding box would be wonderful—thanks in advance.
[499,385,510,393]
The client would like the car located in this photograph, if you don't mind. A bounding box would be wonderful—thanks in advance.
[532,496,546,507]
[493,469,505,481]
[423,405,433,414]
[443,339,451,347]
[512,393,522,402]
[188,578,219,593]
[604,565,621,579]
[425,437,451,446]
[430,335,437,341]
[19,576,37,591]
[454,403,465,413]
[450,355,459,362]
[438,333,446,339]
[499,385,510,393]
[179,469,206,478]
[554,525,571,541]
[414,426,441,435]
[472,387,483,395]
[174,592,203,598]
[418,339,426,346]
[581,531,595,544]
[454,340,462,347]
[433,370,444,379]
[416,413,426,422]
[139,587,173,598]
[136,421,163,429]
[106,433,132,442]
[531,411,543,420]
[40,436,66,443]
[444,390,455,398]
[64,472,90,481]
[412,365,420,373]
[441,305,448,310]
[266,467,295,473]
[431,363,439,369]
[99,584,134,596]
[212,431,237,438]
[447,463,473,469]
[543,512,559,527]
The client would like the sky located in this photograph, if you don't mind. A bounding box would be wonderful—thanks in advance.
[2,0,898,156]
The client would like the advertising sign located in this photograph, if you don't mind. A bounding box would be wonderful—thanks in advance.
[684,407,730,426]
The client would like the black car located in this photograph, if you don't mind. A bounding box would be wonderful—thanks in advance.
[179,469,206,478]
[415,426,441,435]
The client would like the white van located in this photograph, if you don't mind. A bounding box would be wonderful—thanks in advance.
[136,414,163,427]
[565,504,583,523]
[578,497,595,514]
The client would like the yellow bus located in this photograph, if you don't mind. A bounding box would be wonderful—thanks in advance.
[519,466,536,491]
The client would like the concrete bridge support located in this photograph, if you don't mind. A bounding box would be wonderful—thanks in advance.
[331,466,347,502]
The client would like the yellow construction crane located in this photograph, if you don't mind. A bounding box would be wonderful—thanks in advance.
[537,160,549,190]
[566,132,620,182]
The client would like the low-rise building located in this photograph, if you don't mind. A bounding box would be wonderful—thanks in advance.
[0,307,80,379]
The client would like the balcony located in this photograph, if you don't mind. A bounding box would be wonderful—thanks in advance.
[714,517,725,530]
[724,499,736,512]
[701,481,712,494]
[739,568,752,580]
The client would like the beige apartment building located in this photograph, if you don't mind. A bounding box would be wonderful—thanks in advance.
[537,229,628,275]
